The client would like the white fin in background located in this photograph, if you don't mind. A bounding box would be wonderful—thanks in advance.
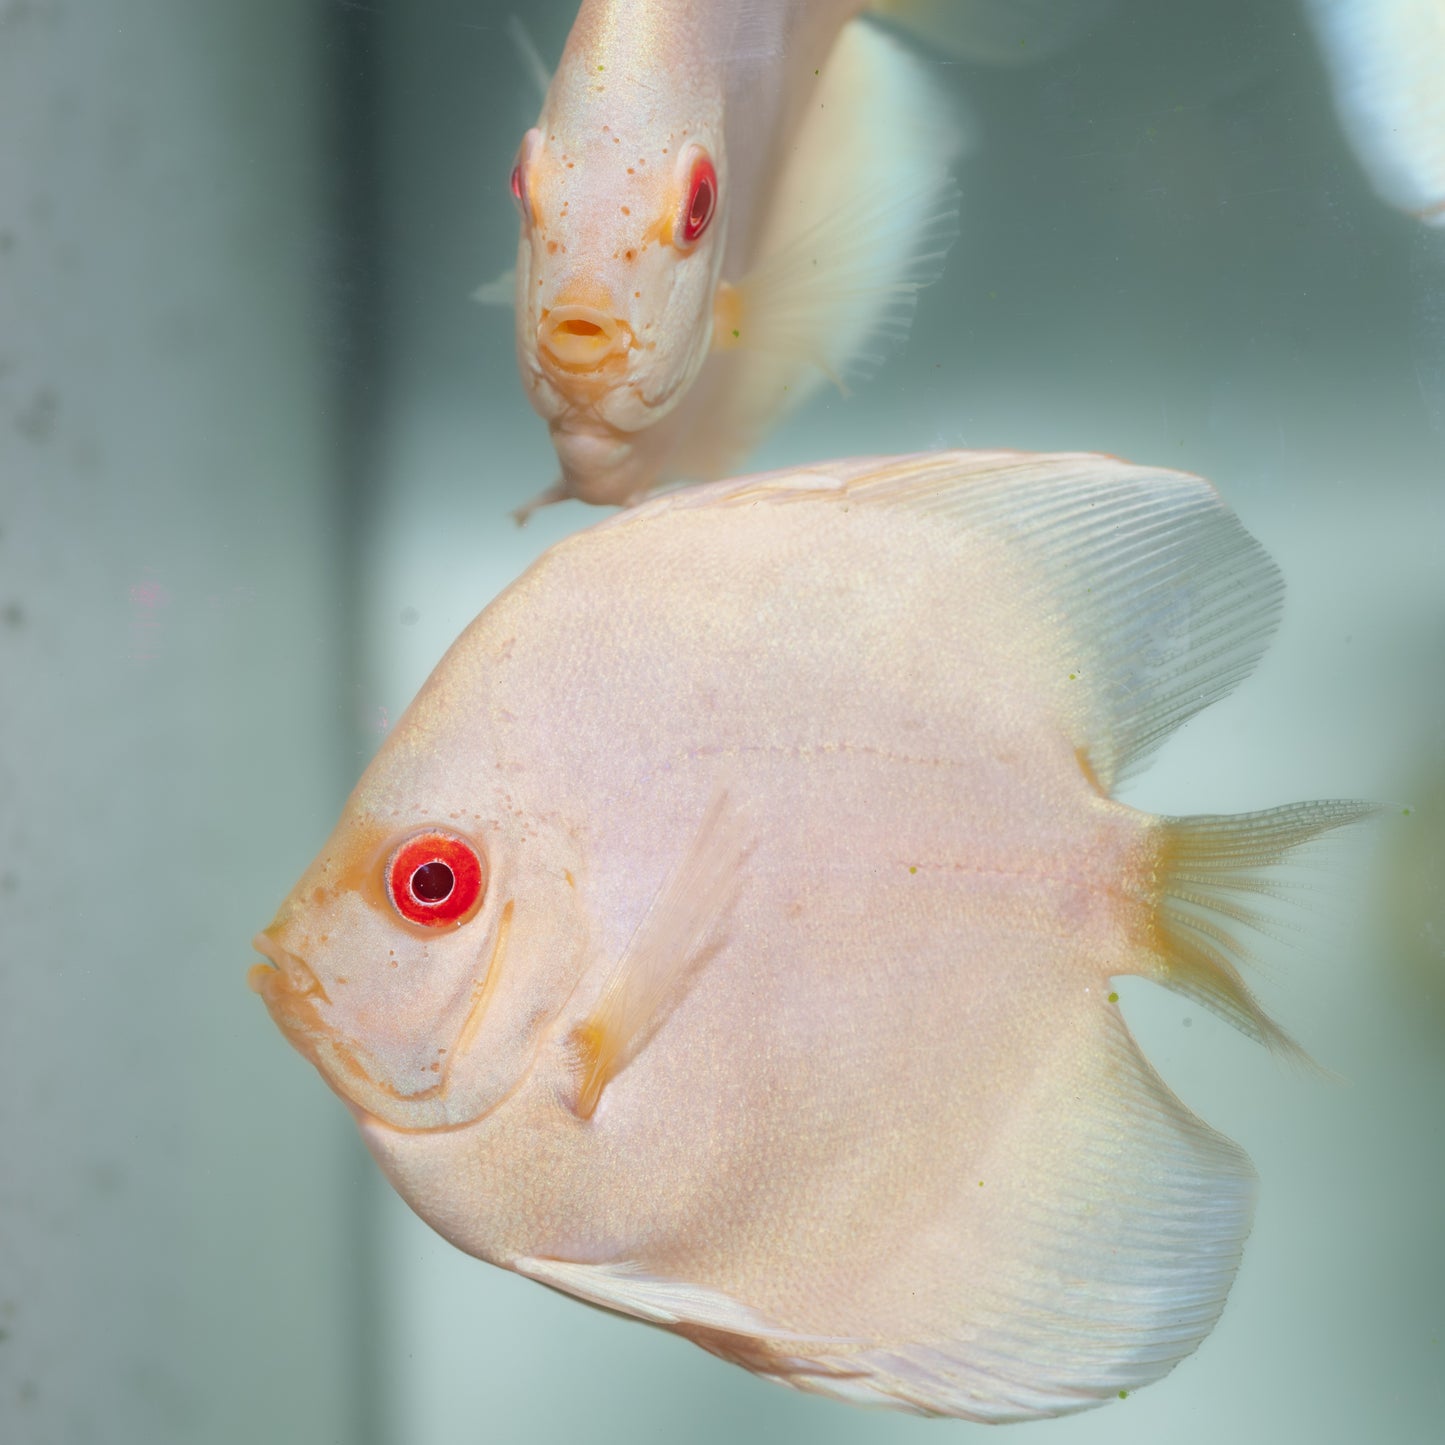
[570,786,748,1117]
[506,14,552,104]
[1304,0,1445,226]
[727,18,966,390]
[472,266,516,307]
[871,0,1117,66]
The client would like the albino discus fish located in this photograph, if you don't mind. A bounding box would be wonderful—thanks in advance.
[1303,0,1445,226]
[484,0,1112,516]
[253,449,1370,1420]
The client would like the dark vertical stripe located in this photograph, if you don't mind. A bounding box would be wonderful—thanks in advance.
[321,3,389,1443]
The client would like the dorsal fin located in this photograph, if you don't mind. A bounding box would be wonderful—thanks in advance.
[634,449,1283,793]
[570,786,748,1118]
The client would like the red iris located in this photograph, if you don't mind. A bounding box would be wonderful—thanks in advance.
[386,832,486,928]
[681,155,717,244]
[510,160,528,220]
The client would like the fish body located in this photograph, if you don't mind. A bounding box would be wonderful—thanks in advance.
[253,451,1368,1420]
[498,1,968,513]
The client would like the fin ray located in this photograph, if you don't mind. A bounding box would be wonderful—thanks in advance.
[1148,801,1381,1054]
[730,19,966,389]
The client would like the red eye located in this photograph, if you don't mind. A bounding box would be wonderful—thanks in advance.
[386,832,486,928]
[509,162,526,216]
[681,155,717,244]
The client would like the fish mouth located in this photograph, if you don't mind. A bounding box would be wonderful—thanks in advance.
[247,903,520,1134]
[249,932,329,1003]
[537,305,634,377]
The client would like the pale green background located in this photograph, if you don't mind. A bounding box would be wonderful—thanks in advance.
[1,2,1441,1443]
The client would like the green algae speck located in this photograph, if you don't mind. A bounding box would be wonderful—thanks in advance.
[1108,991,1119,1003]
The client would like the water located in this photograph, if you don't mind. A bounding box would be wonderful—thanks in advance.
[2,2,1441,1442]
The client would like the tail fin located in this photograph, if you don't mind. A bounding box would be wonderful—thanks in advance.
[1147,801,1381,1055]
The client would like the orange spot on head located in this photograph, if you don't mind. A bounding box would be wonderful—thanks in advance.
[571,1019,612,1120]
[1074,747,1104,795]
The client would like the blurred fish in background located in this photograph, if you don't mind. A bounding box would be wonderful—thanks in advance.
[1302,0,1445,228]
[1302,1,1445,437]
[480,0,1119,515]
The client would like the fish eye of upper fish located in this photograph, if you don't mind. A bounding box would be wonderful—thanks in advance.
[384,828,488,930]
[674,145,718,248]
[509,127,543,226]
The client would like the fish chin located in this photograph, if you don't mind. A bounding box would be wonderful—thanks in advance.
[248,940,497,1133]
[550,423,660,507]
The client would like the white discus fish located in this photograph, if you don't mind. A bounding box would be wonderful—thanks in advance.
[1303,0,1445,226]
[252,449,1371,1421]
[483,0,1113,516]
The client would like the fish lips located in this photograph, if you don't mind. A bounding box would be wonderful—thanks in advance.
[248,933,483,1133]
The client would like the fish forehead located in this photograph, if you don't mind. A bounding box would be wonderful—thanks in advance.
[541,1,723,166]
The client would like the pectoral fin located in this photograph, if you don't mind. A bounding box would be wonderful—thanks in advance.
[472,266,516,307]
[724,20,964,390]
[571,786,748,1118]
[506,14,552,103]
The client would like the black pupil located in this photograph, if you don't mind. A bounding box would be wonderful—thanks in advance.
[690,179,712,228]
[411,860,455,904]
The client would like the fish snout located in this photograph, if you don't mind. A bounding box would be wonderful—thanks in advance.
[537,305,632,373]
[248,930,328,1002]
